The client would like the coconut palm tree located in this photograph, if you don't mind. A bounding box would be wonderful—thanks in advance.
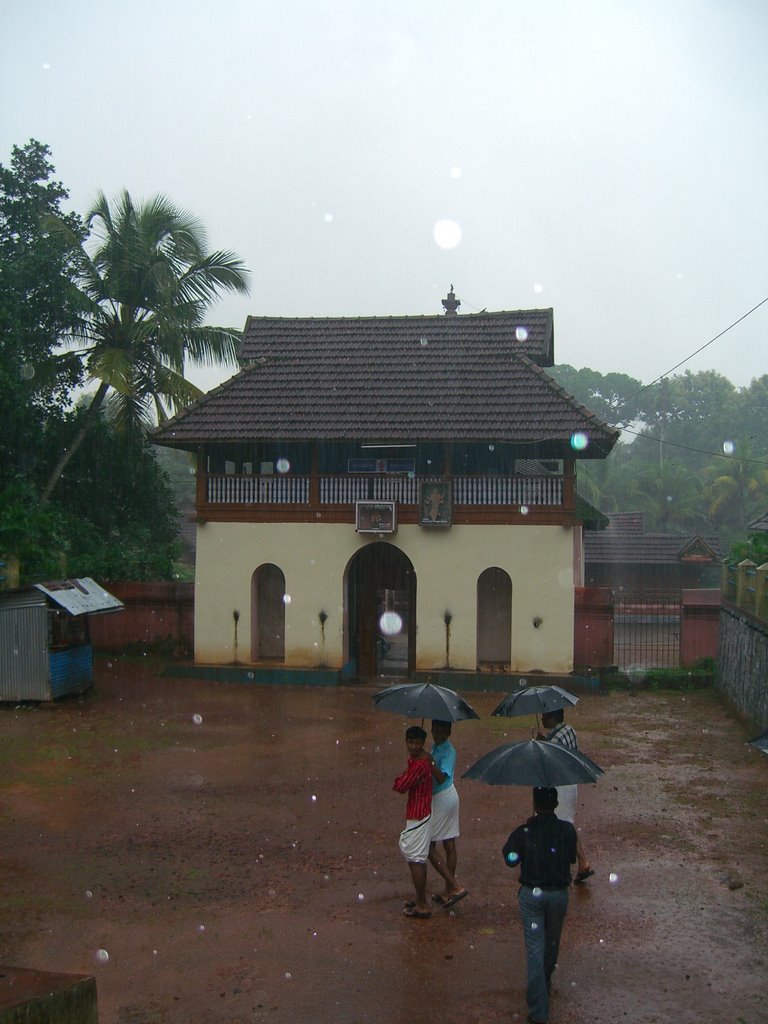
[40,191,249,500]
[704,441,768,533]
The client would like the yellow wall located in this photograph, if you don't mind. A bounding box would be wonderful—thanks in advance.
[194,522,575,672]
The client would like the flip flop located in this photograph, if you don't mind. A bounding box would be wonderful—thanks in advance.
[442,889,469,908]
[404,899,416,909]
[574,868,595,885]
[431,893,448,905]
[403,906,431,919]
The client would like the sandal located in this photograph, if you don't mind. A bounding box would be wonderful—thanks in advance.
[574,868,595,884]
[403,906,431,919]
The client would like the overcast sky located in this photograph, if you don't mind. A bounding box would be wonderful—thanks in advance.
[3,0,767,394]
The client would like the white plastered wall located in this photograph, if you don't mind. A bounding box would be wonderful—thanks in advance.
[194,521,575,672]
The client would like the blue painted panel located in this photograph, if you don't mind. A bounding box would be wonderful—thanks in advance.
[49,645,93,698]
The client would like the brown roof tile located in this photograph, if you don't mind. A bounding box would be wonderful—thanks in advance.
[153,310,618,455]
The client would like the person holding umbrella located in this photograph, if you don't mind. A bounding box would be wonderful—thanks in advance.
[427,720,469,908]
[502,786,578,1024]
[537,709,594,884]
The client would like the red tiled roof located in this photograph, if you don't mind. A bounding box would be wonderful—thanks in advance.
[152,310,618,454]
[584,513,721,564]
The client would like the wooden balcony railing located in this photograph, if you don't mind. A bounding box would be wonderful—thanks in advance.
[204,473,564,507]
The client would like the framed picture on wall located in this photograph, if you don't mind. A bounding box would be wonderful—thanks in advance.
[419,480,451,527]
[355,501,397,533]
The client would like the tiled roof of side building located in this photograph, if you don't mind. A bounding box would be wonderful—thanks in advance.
[584,532,721,563]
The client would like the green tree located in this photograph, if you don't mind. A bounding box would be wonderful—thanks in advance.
[550,365,644,427]
[0,140,85,481]
[41,190,249,500]
[704,441,768,539]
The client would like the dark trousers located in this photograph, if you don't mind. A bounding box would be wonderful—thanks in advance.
[518,884,569,1022]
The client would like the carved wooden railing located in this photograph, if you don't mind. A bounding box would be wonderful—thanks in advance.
[204,473,564,507]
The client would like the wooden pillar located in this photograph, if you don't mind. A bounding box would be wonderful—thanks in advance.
[563,456,575,510]
[309,444,319,506]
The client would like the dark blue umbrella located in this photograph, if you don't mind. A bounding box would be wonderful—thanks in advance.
[492,685,578,718]
[372,681,479,722]
[462,738,604,787]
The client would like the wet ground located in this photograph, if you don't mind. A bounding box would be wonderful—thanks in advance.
[1,657,767,1024]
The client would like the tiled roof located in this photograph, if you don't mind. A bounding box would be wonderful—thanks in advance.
[748,510,768,532]
[584,512,721,564]
[238,309,556,367]
[153,311,618,454]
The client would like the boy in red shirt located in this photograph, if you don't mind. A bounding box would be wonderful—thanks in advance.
[393,725,433,918]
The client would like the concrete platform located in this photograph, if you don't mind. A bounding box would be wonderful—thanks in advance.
[0,966,98,1024]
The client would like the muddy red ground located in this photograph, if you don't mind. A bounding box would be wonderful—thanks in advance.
[1,657,767,1024]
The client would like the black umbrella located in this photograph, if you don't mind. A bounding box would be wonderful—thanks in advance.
[492,685,579,718]
[748,730,768,754]
[462,738,604,787]
[372,681,480,723]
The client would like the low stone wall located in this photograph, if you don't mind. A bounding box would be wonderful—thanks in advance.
[717,601,768,729]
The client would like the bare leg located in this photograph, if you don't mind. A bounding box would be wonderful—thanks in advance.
[407,861,428,911]
[576,834,590,874]
[428,839,463,898]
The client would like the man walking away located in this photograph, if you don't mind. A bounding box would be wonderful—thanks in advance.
[502,787,577,1024]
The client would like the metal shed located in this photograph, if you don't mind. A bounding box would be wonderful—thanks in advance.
[0,578,123,701]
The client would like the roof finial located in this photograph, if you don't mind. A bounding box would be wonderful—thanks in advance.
[441,285,460,316]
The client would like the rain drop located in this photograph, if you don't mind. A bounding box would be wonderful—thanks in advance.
[357,893,365,902]
[609,872,619,884]
[433,219,462,250]
[515,326,529,342]
[520,505,529,516]
[570,431,588,451]
[192,713,203,726]
[722,440,735,455]
[283,593,292,605]
[379,611,402,635]
[532,887,542,897]
[311,794,317,802]
[95,949,109,964]
[276,457,290,474]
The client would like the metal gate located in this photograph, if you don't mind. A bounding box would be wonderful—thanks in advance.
[613,588,680,670]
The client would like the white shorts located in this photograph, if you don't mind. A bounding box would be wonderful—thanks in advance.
[430,784,460,842]
[399,814,432,863]
[555,784,578,824]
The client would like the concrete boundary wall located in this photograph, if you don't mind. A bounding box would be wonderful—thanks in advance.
[89,582,193,656]
[717,600,768,729]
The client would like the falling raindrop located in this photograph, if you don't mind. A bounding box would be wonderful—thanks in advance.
[276,457,290,473]
[532,887,542,897]
[570,432,588,451]
[515,326,529,342]
[609,872,619,884]
[95,949,109,964]
[520,505,529,516]
[192,714,203,726]
[722,440,735,455]
[433,219,462,250]
[357,893,365,902]
[379,611,402,635]
[283,593,292,605]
